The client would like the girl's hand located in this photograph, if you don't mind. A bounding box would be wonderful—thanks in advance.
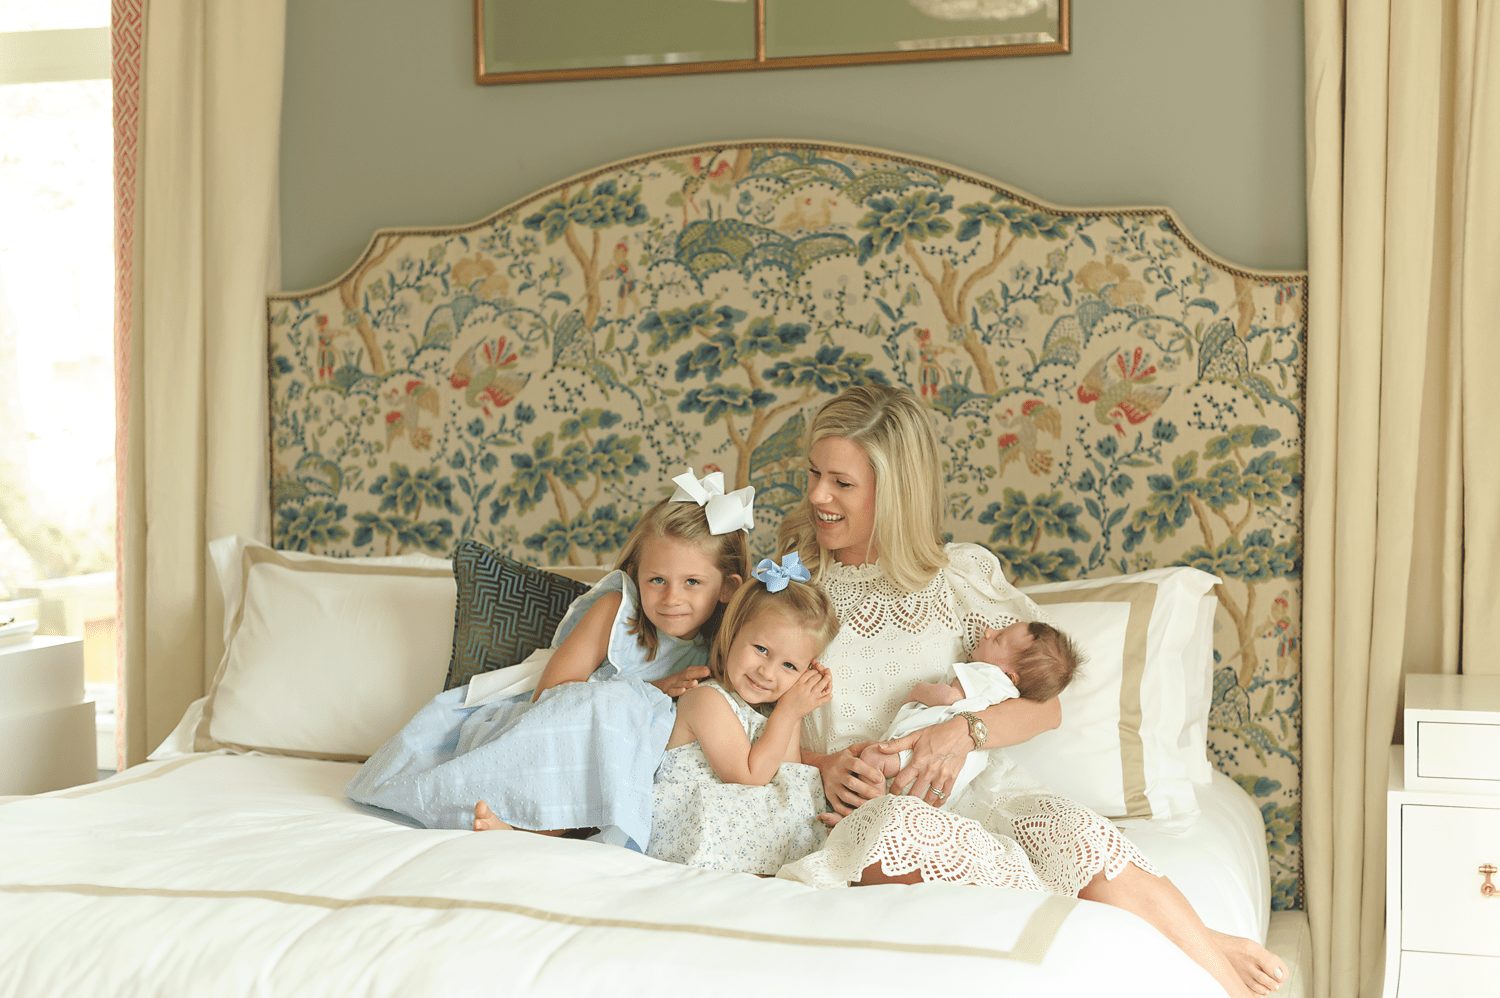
[883,717,972,806]
[812,743,888,816]
[650,665,710,699]
[775,665,832,719]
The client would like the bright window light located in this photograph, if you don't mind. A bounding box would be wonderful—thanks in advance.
[0,1,116,768]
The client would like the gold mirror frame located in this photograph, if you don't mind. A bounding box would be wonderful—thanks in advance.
[474,0,1069,85]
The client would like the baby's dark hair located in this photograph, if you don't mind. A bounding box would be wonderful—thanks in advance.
[1012,622,1084,701]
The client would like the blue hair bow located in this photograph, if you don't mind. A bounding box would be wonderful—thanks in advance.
[752,552,811,593]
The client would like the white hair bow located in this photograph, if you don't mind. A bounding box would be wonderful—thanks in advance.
[670,468,755,535]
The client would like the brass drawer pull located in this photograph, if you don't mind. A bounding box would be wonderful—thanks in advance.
[1482,864,1497,898]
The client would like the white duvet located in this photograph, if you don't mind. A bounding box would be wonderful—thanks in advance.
[0,754,1225,996]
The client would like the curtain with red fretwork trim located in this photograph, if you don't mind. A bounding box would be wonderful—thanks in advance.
[110,2,286,766]
[111,0,143,773]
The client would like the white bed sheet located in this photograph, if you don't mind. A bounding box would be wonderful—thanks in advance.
[0,754,1231,996]
[1125,770,1271,942]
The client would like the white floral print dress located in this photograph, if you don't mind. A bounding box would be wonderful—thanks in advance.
[647,681,828,875]
[778,544,1160,894]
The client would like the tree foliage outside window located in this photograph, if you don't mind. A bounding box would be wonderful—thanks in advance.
[0,4,114,595]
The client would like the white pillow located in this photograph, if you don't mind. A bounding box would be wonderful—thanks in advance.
[1003,566,1219,825]
[1180,591,1217,786]
[194,537,456,760]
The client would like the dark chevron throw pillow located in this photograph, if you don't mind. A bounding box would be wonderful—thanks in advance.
[444,540,590,690]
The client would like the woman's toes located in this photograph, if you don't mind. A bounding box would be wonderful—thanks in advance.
[1259,955,1287,989]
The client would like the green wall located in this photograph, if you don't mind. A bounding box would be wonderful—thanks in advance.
[279,0,1305,291]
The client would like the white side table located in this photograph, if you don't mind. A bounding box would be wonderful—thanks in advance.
[1383,675,1500,996]
[0,636,96,795]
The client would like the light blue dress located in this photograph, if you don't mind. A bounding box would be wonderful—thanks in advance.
[345,571,706,849]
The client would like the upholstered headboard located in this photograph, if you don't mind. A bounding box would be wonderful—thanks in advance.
[267,141,1306,907]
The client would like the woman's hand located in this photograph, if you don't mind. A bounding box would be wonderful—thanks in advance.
[811,742,888,816]
[650,665,710,699]
[883,717,973,806]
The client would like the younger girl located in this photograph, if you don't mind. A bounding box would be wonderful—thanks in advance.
[348,470,750,852]
[645,554,842,875]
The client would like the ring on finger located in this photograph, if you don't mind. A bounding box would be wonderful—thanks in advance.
[929,787,947,799]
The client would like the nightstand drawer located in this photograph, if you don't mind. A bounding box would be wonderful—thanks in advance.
[1401,803,1500,957]
[1414,720,1500,785]
[1405,675,1500,793]
[1398,952,1500,995]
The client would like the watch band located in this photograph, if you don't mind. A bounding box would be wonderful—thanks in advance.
[957,711,987,751]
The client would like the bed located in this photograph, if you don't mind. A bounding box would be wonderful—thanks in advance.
[1,142,1308,995]
[1,754,1270,995]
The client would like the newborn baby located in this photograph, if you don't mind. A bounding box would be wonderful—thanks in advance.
[861,620,1082,808]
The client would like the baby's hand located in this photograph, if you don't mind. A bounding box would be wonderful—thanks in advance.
[909,681,960,708]
[776,663,832,719]
[651,665,709,699]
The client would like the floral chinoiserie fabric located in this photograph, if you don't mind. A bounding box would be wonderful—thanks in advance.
[267,142,1306,908]
[445,540,588,690]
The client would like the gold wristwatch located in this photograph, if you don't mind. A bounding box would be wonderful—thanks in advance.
[957,711,988,751]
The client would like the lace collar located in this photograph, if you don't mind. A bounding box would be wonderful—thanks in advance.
[819,557,887,582]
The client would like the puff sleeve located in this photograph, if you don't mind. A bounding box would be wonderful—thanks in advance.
[944,543,1049,657]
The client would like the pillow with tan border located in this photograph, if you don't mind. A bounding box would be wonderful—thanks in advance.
[995,565,1219,826]
[194,536,456,761]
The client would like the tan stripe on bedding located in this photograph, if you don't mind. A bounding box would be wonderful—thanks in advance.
[1030,583,1157,819]
[0,754,212,807]
[0,883,1075,964]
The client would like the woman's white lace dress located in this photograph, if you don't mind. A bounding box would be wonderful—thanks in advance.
[647,682,827,875]
[777,543,1160,895]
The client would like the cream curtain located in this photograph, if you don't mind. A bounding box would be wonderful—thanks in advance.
[118,0,287,765]
[1303,2,1500,996]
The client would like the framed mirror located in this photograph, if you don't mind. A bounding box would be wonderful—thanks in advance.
[475,0,1068,85]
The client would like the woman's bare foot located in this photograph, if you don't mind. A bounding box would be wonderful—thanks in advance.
[472,800,513,832]
[1211,930,1287,995]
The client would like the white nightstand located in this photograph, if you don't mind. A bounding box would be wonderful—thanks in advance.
[1383,675,1500,996]
[0,636,96,795]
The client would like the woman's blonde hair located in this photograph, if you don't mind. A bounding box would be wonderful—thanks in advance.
[706,577,840,689]
[615,498,750,660]
[776,385,948,593]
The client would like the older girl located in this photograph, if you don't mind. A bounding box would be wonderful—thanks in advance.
[349,471,749,850]
[773,385,1286,998]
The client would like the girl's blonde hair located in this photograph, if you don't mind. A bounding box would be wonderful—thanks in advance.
[615,498,750,660]
[707,578,840,689]
[776,385,948,594]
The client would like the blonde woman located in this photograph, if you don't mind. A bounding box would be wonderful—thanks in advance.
[774,385,1286,998]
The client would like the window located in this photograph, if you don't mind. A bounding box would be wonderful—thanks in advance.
[0,1,117,769]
